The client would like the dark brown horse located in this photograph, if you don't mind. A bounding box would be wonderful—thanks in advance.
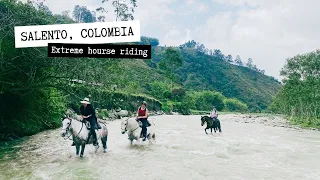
[201,115,222,134]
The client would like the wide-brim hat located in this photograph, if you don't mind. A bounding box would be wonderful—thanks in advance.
[80,97,90,104]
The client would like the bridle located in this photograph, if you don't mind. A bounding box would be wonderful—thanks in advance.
[62,117,84,140]
[121,118,140,133]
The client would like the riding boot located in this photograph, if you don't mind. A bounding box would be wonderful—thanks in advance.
[142,128,147,141]
[92,130,98,146]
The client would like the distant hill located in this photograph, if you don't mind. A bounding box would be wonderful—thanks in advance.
[122,42,282,112]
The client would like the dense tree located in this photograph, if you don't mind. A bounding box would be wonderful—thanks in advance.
[158,47,183,92]
[73,5,96,23]
[97,0,137,21]
[213,49,224,60]
[269,50,320,126]
[179,40,198,48]
[234,55,244,66]
[226,54,233,63]
[246,58,254,69]
[0,0,139,140]
[137,36,159,46]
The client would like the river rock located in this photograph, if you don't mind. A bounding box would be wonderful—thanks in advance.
[118,110,129,117]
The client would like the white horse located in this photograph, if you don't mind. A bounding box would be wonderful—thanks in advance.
[121,118,156,145]
[61,117,108,157]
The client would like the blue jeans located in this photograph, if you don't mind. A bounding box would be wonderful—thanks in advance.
[140,118,148,138]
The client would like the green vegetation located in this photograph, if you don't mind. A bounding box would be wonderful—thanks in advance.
[223,98,248,112]
[268,50,320,128]
[0,0,282,140]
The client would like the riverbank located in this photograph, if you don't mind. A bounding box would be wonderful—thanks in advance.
[221,113,320,131]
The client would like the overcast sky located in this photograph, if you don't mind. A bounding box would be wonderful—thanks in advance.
[22,0,320,80]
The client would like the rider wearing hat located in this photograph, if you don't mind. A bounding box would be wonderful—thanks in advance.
[72,97,98,146]
[136,101,149,141]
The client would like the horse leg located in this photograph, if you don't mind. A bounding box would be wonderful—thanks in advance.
[213,121,217,133]
[210,127,213,134]
[101,136,107,153]
[80,143,86,158]
[218,121,222,132]
[152,133,156,144]
[76,143,80,156]
[147,134,152,145]
[205,127,208,134]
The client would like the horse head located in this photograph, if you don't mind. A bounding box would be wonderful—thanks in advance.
[120,118,129,134]
[61,117,72,137]
[201,116,206,126]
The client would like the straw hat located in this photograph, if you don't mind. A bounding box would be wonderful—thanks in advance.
[80,97,90,104]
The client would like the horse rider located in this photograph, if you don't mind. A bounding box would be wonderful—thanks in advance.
[71,97,99,146]
[210,106,222,132]
[136,101,149,141]
[210,106,219,121]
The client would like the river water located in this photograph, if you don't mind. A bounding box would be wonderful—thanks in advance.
[1,115,320,180]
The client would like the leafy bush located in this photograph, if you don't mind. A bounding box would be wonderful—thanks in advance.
[161,101,173,113]
[223,98,248,112]
[0,88,66,140]
[148,81,172,100]
[97,109,109,119]
[172,102,191,115]
[190,91,225,111]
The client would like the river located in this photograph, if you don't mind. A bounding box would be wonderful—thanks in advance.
[0,115,320,180]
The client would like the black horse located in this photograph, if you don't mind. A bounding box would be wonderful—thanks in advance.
[201,115,222,134]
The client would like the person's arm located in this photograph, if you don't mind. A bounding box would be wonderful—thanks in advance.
[136,107,140,117]
[80,106,86,119]
[136,107,140,120]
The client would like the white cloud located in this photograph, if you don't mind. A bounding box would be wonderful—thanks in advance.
[186,0,208,13]
[186,0,195,6]
[189,0,320,79]
[163,28,192,46]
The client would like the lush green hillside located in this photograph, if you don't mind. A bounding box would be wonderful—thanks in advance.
[119,46,282,112]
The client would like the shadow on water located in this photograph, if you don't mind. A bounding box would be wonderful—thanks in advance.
[125,142,155,151]
[0,137,28,160]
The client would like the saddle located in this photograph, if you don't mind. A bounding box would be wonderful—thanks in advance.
[138,120,151,127]
[84,121,102,130]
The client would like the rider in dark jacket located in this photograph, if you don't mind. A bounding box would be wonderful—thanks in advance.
[72,97,99,146]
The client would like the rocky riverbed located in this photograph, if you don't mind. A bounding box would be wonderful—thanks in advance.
[223,113,320,131]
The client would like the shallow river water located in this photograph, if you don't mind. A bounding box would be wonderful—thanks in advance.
[1,115,320,180]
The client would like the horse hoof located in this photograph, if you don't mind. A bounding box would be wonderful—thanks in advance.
[80,155,83,158]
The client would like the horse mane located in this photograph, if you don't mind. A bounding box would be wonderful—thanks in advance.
[64,116,82,123]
